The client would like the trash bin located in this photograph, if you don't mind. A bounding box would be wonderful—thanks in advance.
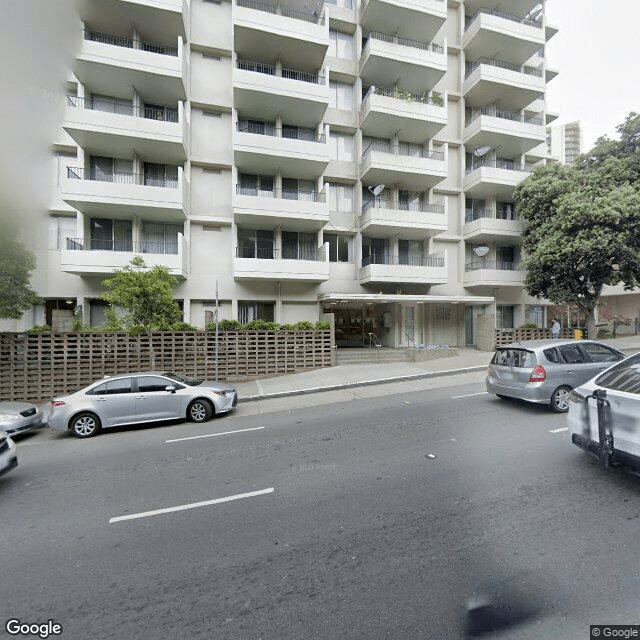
[574,329,583,340]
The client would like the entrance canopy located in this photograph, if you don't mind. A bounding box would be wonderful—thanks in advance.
[318,293,495,306]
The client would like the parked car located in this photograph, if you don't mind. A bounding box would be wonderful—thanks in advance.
[0,431,18,477]
[48,372,238,438]
[486,339,626,412]
[568,352,640,469]
[0,401,45,436]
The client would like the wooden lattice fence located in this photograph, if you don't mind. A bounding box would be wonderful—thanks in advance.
[0,330,334,402]
[494,327,583,347]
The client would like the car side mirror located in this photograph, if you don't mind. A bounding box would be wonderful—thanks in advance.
[165,385,176,394]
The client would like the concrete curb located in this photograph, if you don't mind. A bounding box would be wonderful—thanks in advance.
[238,364,488,403]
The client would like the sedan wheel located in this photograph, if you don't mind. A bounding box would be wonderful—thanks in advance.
[188,399,213,423]
[70,412,101,438]
[551,386,571,413]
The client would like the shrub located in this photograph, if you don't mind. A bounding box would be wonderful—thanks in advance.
[172,322,198,332]
[518,322,539,329]
[27,324,51,333]
[208,319,242,332]
[315,320,330,330]
[242,319,274,331]
[294,320,314,330]
[278,324,295,331]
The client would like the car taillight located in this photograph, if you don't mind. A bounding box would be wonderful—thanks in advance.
[51,400,65,407]
[529,365,547,382]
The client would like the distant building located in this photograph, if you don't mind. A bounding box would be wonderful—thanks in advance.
[546,120,583,164]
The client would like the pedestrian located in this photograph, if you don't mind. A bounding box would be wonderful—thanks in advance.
[551,318,561,339]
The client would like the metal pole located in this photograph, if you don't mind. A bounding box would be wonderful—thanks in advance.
[215,280,219,380]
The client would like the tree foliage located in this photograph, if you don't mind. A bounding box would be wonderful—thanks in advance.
[515,112,640,324]
[0,225,40,319]
[101,256,182,332]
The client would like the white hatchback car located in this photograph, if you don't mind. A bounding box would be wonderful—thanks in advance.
[48,371,238,438]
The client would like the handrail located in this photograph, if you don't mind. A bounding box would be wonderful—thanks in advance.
[465,159,533,174]
[67,96,179,122]
[362,199,445,214]
[235,185,326,203]
[236,0,322,23]
[65,237,179,254]
[366,31,444,54]
[363,85,444,107]
[464,57,543,79]
[465,260,522,271]
[83,29,178,57]
[235,247,324,261]
[368,332,382,349]
[362,140,445,161]
[465,107,543,127]
[66,167,178,188]
[362,254,445,267]
[465,7,543,30]
[236,59,324,84]
[236,121,325,142]
[464,208,519,222]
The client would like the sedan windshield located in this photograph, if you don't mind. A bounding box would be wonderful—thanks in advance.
[162,372,204,386]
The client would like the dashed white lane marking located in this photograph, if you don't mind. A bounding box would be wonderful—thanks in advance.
[451,391,488,399]
[109,487,275,523]
[166,426,265,443]
[550,427,569,433]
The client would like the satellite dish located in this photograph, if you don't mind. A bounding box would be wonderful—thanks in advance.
[473,146,491,158]
[527,4,543,21]
[368,184,385,197]
[473,246,490,257]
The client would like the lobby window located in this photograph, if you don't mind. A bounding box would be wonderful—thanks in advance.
[324,233,349,262]
[496,305,515,329]
[525,305,544,327]
[238,302,274,324]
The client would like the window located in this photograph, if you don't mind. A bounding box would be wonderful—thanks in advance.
[525,305,544,327]
[282,231,317,260]
[238,302,275,324]
[328,30,354,59]
[90,218,132,251]
[491,349,536,368]
[90,94,133,115]
[324,233,349,262]
[89,156,133,183]
[106,378,133,394]
[328,133,354,161]
[141,222,182,254]
[496,305,514,329]
[238,173,274,196]
[281,178,315,200]
[143,162,179,187]
[581,343,622,363]
[49,216,76,250]
[596,354,640,394]
[237,229,274,259]
[326,183,354,212]
[137,376,172,392]
[558,345,585,364]
[398,239,424,265]
[329,81,354,110]
[362,237,389,265]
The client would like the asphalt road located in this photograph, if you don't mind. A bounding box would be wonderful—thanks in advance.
[3,372,640,640]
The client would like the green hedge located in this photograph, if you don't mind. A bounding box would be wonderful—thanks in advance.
[207,320,330,332]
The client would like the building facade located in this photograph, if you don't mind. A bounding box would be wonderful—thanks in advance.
[12,0,561,347]
[546,120,582,165]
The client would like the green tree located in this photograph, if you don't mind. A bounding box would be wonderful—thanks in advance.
[515,113,640,336]
[0,226,40,319]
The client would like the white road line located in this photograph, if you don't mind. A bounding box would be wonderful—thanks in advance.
[550,427,569,433]
[166,426,265,443]
[451,391,488,399]
[109,487,274,524]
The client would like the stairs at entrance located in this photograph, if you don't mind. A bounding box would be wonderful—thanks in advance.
[336,347,411,365]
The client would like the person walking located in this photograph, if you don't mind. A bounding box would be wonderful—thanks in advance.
[551,318,561,339]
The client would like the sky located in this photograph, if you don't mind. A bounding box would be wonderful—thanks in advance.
[544,0,640,151]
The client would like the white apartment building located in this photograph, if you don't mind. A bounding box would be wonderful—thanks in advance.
[16,0,560,347]
[546,120,582,165]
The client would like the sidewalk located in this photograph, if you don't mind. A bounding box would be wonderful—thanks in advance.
[235,335,640,403]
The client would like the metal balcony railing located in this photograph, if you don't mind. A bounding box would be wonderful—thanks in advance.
[363,85,444,107]
[83,29,178,57]
[236,247,324,261]
[361,254,445,267]
[235,185,326,202]
[364,31,444,54]
[464,209,520,223]
[465,260,521,271]
[464,57,543,79]
[362,199,445,214]
[66,238,179,254]
[67,167,178,188]
[362,141,445,161]
[236,59,324,84]
[465,7,543,30]
[236,121,325,142]
[465,107,543,127]
[235,0,322,23]
[67,96,179,122]
[465,159,533,174]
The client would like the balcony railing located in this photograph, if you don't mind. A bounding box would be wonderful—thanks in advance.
[465,159,533,174]
[465,7,543,30]
[236,59,324,84]
[66,238,179,254]
[465,107,543,127]
[362,141,445,161]
[236,121,325,142]
[465,260,521,271]
[67,167,178,188]
[235,185,326,202]
[363,85,444,107]
[364,31,444,54]
[362,199,445,214]
[362,254,445,267]
[235,0,322,23]
[464,209,519,223]
[67,96,179,122]
[465,57,543,80]
[236,247,324,261]
[83,29,178,57]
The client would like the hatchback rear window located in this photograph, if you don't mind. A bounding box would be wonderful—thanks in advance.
[491,349,536,368]
[596,353,640,394]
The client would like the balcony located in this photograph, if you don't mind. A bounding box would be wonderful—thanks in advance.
[60,235,188,278]
[464,159,533,199]
[359,252,447,285]
[359,199,447,239]
[464,1,541,19]
[464,107,545,157]
[359,0,446,43]
[64,97,186,164]
[233,185,329,231]
[234,0,328,69]
[463,260,524,287]
[233,246,330,282]
[234,121,329,179]
[234,59,329,127]
[463,8,545,64]
[75,30,186,103]
[361,141,447,190]
[360,32,446,89]
[463,209,522,242]
[61,167,187,218]
[463,57,545,113]
[360,86,447,143]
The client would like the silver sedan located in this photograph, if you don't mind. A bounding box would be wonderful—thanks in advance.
[0,401,46,436]
[48,371,238,438]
